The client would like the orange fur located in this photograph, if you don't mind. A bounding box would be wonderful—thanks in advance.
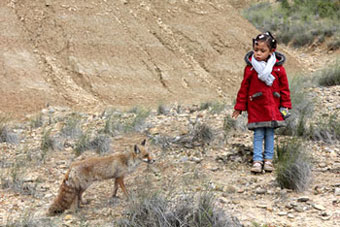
[47,139,153,216]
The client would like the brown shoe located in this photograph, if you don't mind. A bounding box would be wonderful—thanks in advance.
[251,161,263,173]
[263,160,274,172]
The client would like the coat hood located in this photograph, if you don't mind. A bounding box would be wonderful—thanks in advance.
[244,51,286,66]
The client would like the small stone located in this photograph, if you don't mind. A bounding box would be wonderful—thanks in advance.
[278,211,287,216]
[219,198,227,204]
[293,205,304,213]
[190,157,202,164]
[318,162,327,168]
[256,204,267,209]
[255,188,267,195]
[237,188,245,193]
[287,213,294,219]
[224,185,236,194]
[232,199,240,205]
[64,214,73,220]
[335,188,340,196]
[297,196,309,202]
[313,204,325,211]
[320,216,331,221]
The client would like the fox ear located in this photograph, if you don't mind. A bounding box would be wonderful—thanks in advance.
[134,145,140,154]
[141,139,146,146]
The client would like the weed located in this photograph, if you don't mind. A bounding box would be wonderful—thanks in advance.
[61,113,83,139]
[243,0,340,48]
[90,134,112,154]
[199,101,226,114]
[307,112,340,144]
[157,104,170,115]
[277,75,314,136]
[275,139,313,192]
[223,116,237,136]
[192,123,214,146]
[74,132,91,156]
[117,191,242,227]
[30,113,43,129]
[317,59,340,86]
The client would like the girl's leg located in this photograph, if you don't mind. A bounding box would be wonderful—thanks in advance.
[253,128,265,162]
[264,128,274,160]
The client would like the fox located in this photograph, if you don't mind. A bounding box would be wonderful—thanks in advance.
[47,139,154,216]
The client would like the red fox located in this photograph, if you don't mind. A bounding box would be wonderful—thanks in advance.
[47,139,154,216]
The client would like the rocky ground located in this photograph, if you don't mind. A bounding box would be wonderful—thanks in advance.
[0,80,339,227]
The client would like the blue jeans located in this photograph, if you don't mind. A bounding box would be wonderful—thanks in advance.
[253,127,274,162]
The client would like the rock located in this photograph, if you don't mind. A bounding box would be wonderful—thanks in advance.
[224,185,236,194]
[293,205,304,213]
[190,157,202,163]
[335,188,340,196]
[297,196,309,202]
[312,204,325,211]
[287,213,295,219]
[278,211,287,216]
[318,162,327,168]
[255,188,267,195]
[64,214,73,221]
[256,204,267,209]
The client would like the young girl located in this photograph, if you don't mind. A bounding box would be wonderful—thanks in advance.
[232,32,291,173]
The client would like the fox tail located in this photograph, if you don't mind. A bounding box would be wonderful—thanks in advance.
[47,170,76,216]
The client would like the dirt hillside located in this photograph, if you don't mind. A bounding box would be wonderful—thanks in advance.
[0,0,303,119]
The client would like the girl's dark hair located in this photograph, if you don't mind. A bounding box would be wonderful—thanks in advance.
[252,31,277,50]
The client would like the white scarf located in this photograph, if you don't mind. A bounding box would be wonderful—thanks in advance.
[251,53,276,86]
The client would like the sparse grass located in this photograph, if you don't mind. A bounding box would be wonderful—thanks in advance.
[30,113,43,129]
[0,159,38,197]
[317,59,340,86]
[61,113,83,139]
[4,213,57,227]
[157,103,170,115]
[307,112,340,144]
[243,0,340,48]
[90,134,112,154]
[126,106,151,132]
[192,123,214,146]
[74,132,91,156]
[275,139,313,192]
[41,129,63,156]
[103,107,150,135]
[199,101,226,114]
[223,116,237,137]
[277,75,314,137]
[117,191,242,227]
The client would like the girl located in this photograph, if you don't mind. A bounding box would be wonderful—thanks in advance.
[232,32,291,173]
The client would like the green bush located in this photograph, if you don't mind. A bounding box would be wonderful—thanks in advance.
[275,139,313,192]
[243,0,340,48]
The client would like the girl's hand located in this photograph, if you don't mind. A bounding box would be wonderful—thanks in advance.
[232,110,241,119]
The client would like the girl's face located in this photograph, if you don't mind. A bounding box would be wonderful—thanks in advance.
[253,41,273,61]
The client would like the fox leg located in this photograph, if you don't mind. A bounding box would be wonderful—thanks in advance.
[71,191,80,213]
[112,177,128,198]
[78,189,89,206]
[112,178,120,197]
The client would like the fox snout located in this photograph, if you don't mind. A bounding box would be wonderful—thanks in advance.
[144,157,155,164]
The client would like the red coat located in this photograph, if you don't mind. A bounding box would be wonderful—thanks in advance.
[234,51,292,130]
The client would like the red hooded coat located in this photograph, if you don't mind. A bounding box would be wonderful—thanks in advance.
[234,51,292,130]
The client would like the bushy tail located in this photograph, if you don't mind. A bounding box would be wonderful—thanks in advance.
[47,170,76,216]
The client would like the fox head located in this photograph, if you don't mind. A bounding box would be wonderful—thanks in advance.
[134,139,155,164]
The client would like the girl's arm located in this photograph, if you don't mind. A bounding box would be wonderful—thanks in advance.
[278,66,292,109]
[234,66,251,111]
